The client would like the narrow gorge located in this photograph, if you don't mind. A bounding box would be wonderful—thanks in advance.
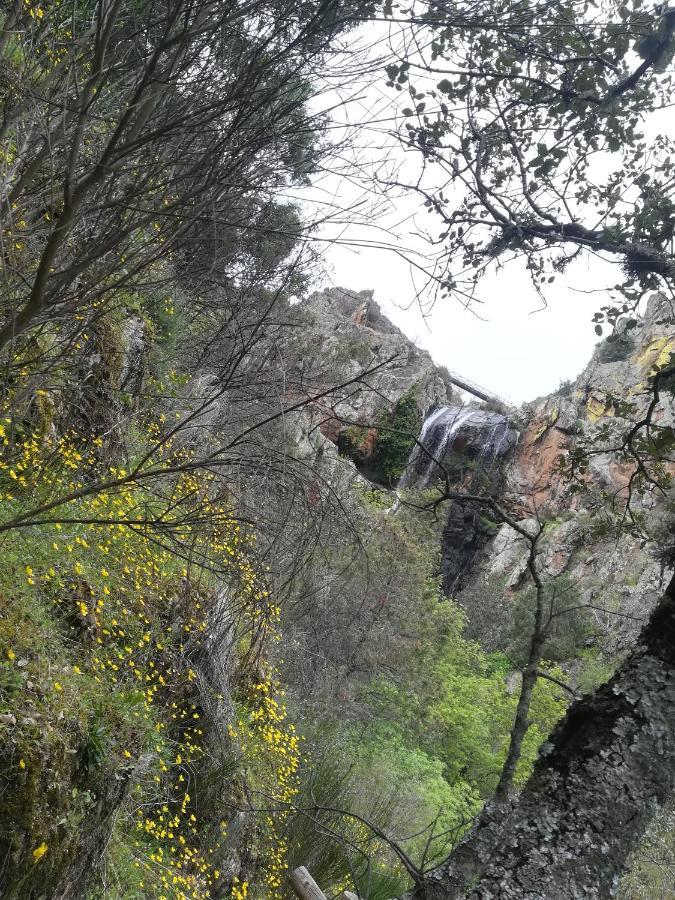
[2,2,675,897]
[0,276,673,900]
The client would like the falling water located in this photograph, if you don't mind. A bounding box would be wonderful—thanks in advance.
[391,404,519,589]
[397,406,517,492]
[398,407,472,491]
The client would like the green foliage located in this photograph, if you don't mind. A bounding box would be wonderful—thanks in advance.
[575,649,620,696]
[80,710,107,772]
[284,740,410,899]
[352,727,482,863]
[385,0,675,319]
[457,573,513,651]
[618,803,675,899]
[282,486,573,894]
[337,423,370,459]
[365,630,567,807]
[371,389,421,482]
[0,409,291,898]
[358,486,395,511]
[507,578,599,668]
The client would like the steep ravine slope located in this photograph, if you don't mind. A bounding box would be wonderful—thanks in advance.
[291,289,673,667]
[0,281,672,900]
[272,286,674,694]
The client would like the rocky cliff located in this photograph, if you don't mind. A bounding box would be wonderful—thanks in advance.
[286,287,456,484]
[302,287,674,674]
[461,293,674,663]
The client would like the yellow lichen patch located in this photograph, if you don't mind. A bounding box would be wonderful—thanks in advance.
[586,394,613,424]
[624,382,646,398]
[529,406,559,442]
[530,419,549,442]
[634,335,675,375]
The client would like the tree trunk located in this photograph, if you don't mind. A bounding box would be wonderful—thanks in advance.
[416,573,675,899]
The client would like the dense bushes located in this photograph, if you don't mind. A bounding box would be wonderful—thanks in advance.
[372,390,421,482]
[0,399,300,898]
[278,493,569,890]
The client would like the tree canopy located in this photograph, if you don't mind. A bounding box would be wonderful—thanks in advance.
[383,0,675,325]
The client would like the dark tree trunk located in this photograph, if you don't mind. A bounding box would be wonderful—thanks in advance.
[416,573,675,899]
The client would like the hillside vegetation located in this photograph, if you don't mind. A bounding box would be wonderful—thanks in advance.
[2,1,675,899]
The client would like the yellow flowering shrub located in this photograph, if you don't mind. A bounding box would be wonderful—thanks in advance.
[228,671,301,897]
[0,410,300,899]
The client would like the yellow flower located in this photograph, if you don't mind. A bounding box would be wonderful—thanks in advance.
[19,758,25,770]
[6,649,15,661]
[123,749,132,759]
[53,682,63,692]
[32,842,48,862]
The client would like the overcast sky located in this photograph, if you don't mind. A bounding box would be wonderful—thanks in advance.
[317,242,607,406]
[299,21,624,406]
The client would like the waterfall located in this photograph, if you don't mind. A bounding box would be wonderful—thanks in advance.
[392,404,519,591]
[398,406,517,492]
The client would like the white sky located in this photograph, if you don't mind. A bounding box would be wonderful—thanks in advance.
[297,21,636,405]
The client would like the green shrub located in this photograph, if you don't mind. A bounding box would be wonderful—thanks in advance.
[371,389,420,482]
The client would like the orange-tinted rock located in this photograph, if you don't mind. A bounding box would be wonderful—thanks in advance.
[510,422,572,516]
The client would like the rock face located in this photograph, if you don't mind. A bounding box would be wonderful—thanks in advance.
[291,288,455,482]
[397,406,519,593]
[458,293,674,660]
[118,314,148,398]
[301,287,455,416]
[509,292,674,516]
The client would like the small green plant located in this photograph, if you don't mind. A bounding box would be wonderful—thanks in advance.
[80,711,107,772]
[337,424,369,459]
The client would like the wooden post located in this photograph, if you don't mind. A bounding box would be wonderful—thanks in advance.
[289,866,328,900]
